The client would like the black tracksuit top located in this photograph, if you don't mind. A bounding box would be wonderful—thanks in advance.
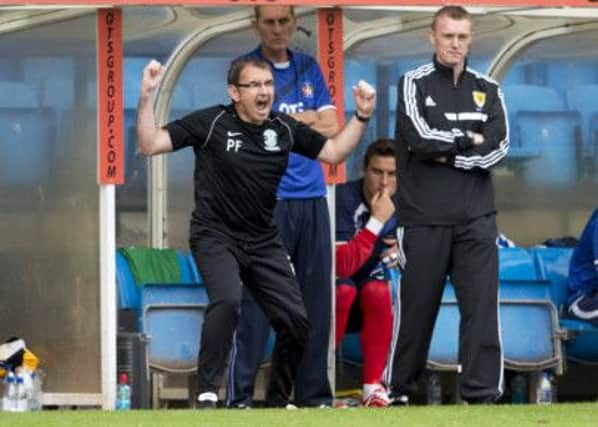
[165,104,327,243]
[394,56,509,226]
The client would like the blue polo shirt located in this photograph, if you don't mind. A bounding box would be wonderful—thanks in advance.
[569,209,598,302]
[242,46,335,199]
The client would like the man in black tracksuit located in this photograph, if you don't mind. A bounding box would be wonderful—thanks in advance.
[136,56,376,408]
[386,6,509,404]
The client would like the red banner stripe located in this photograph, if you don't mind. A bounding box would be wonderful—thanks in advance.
[97,9,124,185]
[4,0,598,5]
[318,8,346,185]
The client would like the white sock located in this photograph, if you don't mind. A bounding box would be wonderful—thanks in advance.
[198,392,218,402]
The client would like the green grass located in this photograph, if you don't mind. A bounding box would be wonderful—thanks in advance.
[1,403,597,427]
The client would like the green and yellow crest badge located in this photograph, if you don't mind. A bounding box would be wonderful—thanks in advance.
[472,91,486,109]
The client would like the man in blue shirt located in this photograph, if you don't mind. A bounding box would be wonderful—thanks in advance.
[227,5,339,408]
[568,209,598,324]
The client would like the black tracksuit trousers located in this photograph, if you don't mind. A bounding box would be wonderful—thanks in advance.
[191,231,309,406]
[387,214,503,402]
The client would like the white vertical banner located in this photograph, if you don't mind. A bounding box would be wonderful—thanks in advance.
[99,185,117,410]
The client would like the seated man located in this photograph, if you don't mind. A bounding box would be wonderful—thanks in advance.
[335,138,399,407]
[568,208,598,324]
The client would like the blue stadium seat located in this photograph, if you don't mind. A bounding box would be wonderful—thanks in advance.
[502,84,565,158]
[499,247,540,282]
[120,57,197,211]
[531,247,598,363]
[176,251,194,283]
[184,251,204,285]
[41,78,74,110]
[0,81,54,191]
[565,85,598,174]
[428,247,562,373]
[115,251,141,311]
[501,63,526,86]
[340,248,563,373]
[141,283,208,407]
[115,248,206,325]
[531,247,573,313]
[115,246,209,407]
[502,84,581,185]
[429,288,561,372]
[140,283,208,373]
[518,110,580,186]
[186,57,230,108]
[167,78,200,186]
[545,61,598,98]
[560,319,598,363]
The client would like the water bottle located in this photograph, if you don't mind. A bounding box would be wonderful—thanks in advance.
[510,374,527,404]
[426,373,442,405]
[382,255,400,304]
[15,375,28,412]
[116,372,131,410]
[536,371,552,405]
[2,372,17,412]
[28,371,43,411]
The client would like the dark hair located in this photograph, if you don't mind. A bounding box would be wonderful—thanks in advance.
[363,138,395,170]
[431,6,471,29]
[254,5,295,21]
[227,57,272,85]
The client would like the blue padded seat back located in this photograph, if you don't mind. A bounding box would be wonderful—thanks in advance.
[140,284,209,372]
[532,246,598,363]
[531,247,574,313]
[0,81,38,108]
[187,58,230,107]
[565,84,598,156]
[503,84,564,113]
[115,251,141,310]
[519,111,580,186]
[41,78,74,109]
[499,247,538,281]
[176,251,193,283]
[185,252,204,285]
[502,85,568,161]
[430,291,560,371]
[0,81,54,187]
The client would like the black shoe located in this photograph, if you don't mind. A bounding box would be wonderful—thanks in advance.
[389,393,409,406]
[295,401,333,408]
[463,395,496,405]
[264,400,298,409]
[230,403,252,409]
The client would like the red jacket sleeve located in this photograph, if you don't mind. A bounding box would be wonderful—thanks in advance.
[336,228,378,278]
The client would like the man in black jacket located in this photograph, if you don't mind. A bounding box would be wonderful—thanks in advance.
[136,57,376,408]
[387,5,509,405]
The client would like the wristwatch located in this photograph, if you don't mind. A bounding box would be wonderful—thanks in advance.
[354,111,370,123]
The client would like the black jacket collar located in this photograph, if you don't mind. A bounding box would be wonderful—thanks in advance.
[433,54,468,85]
